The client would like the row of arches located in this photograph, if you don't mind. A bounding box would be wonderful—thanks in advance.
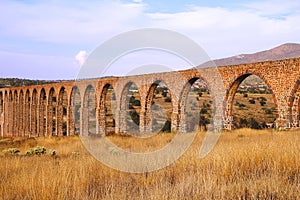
[1,70,300,137]
[0,77,215,137]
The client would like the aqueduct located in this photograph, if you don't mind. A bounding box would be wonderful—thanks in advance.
[1,57,300,137]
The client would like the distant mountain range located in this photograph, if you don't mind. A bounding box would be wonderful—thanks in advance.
[211,43,300,66]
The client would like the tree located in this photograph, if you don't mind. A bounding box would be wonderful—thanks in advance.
[249,99,255,104]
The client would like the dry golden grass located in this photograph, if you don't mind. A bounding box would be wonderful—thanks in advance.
[0,129,299,200]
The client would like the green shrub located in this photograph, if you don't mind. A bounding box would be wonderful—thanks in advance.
[26,146,47,156]
[249,99,255,104]
[2,148,20,155]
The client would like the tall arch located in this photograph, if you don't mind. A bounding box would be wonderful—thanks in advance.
[19,90,24,137]
[48,88,57,136]
[83,85,96,136]
[4,91,8,136]
[39,88,47,136]
[8,91,13,136]
[31,89,38,137]
[70,86,81,135]
[99,84,116,135]
[143,80,173,133]
[24,90,30,137]
[12,90,18,136]
[178,77,212,132]
[225,74,277,130]
[119,82,141,135]
[57,87,68,136]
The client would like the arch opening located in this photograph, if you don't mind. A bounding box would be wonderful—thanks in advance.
[39,89,47,136]
[99,84,116,135]
[19,90,24,137]
[31,89,38,137]
[179,78,212,133]
[48,88,57,136]
[227,74,277,129]
[24,90,30,137]
[58,87,68,136]
[0,91,3,114]
[144,81,172,134]
[70,86,81,135]
[83,85,96,136]
[119,82,141,135]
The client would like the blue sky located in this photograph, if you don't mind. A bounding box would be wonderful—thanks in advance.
[0,0,300,80]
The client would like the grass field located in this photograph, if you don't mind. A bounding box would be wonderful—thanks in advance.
[0,129,299,199]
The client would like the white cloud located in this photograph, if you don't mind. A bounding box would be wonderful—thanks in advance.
[0,1,146,44]
[75,50,88,66]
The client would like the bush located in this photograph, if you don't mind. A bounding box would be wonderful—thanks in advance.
[200,108,208,114]
[249,99,255,104]
[260,101,266,106]
[243,93,248,98]
[26,146,47,156]
[2,148,20,155]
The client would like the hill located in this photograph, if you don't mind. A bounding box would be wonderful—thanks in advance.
[212,43,300,66]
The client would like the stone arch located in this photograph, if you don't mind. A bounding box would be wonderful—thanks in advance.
[39,88,47,136]
[31,89,38,137]
[178,77,211,132]
[118,81,141,134]
[99,84,116,135]
[12,90,18,136]
[19,90,24,137]
[70,86,81,135]
[143,80,173,133]
[83,85,96,136]
[57,87,68,136]
[7,91,13,136]
[24,89,30,137]
[48,88,57,136]
[225,73,278,130]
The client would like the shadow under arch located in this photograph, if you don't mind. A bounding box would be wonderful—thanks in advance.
[225,73,278,130]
